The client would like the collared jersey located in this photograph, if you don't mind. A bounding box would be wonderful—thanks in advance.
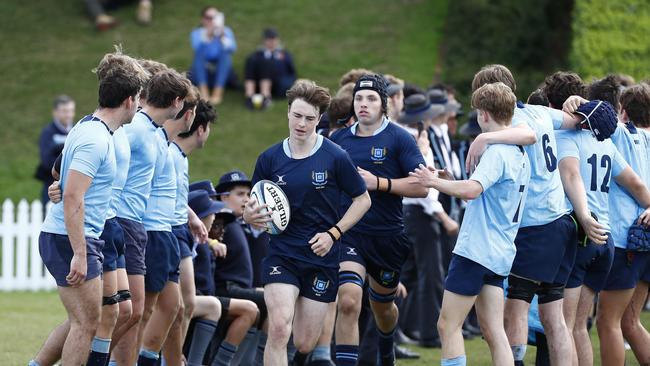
[107,127,131,220]
[116,111,161,222]
[330,119,425,235]
[42,115,116,239]
[143,128,176,232]
[170,142,189,226]
[252,135,366,268]
[556,129,628,232]
[512,103,571,227]
[609,123,650,249]
[453,144,531,276]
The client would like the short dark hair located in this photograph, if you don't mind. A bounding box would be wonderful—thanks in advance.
[543,71,586,109]
[287,79,331,114]
[339,68,374,87]
[588,75,621,110]
[402,83,425,99]
[327,96,353,128]
[201,6,217,17]
[95,53,149,108]
[53,95,74,109]
[178,99,217,138]
[472,64,516,93]
[620,84,650,128]
[145,70,191,108]
[526,89,548,106]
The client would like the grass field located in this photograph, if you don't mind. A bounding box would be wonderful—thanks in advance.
[2,291,648,365]
[0,0,447,202]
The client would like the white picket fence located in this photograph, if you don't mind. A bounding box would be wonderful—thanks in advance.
[0,199,57,291]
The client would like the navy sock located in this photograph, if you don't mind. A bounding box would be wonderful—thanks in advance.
[211,342,237,366]
[378,328,395,365]
[335,344,358,366]
[187,319,218,366]
[254,332,267,365]
[311,345,331,361]
[515,361,525,366]
[86,336,111,366]
[137,348,159,366]
[292,351,308,366]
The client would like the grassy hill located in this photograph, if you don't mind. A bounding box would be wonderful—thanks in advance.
[0,0,447,201]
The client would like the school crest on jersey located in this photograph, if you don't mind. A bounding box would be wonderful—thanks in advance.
[311,170,328,188]
[312,277,330,296]
[370,146,387,163]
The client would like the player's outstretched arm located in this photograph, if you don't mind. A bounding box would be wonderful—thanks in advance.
[614,167,650,213]
[558,158,608,244]
[560,95,588,129]
[63,170,93,287]
[409,164,483,200]
[357,166,428,198]
[465,124,536,174]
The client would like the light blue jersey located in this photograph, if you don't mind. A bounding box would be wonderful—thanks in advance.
[556,129,628,232]
[143,128,176,232]
[41,115,116,239]
[512,103,571,227]
[116,111,160,222]
[609,123,650,249]
[453,144,531,276]
[170,142,189,226]
[107,127,131,220]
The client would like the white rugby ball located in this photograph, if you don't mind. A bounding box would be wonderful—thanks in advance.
[250,180,291,235]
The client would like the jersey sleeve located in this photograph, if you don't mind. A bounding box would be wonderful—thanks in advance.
[547,107,564,130]
[335,150,367,198]
[469,147,504,192]
[556,131,580,161]
[68,137,108,179]
[611,148,629,177]
[398,129,426,176]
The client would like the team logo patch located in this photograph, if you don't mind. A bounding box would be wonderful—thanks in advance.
[371,146,387,163]
[380,270,395,285]
[312,277,330,296]
[346,247,357,256]
[269,266,282,275]
[311,170,328,188]
[230,173,240,181]
[276,175,286,185]
[359,80,373,88]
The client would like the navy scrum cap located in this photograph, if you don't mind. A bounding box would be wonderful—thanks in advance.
[353,74,388,115]
[188,190,236,224]
[575,100,618,141]
[189,180,217,197]
[215,170,252,199]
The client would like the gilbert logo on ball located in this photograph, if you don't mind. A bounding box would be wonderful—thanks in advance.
[251,180,291,234]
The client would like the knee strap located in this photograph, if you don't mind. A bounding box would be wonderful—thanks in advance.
[537,282,565,304]
[103,293,120,306]
[116,289,131,303]
[368,287,396,303]
[506,275,538,304]
[339,270,364,288]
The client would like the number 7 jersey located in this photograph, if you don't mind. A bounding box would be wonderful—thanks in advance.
[555,129,629,232]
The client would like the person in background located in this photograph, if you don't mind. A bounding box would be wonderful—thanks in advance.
[36,95,75,206]
[244,28,297,110]
[190,6,237,105]
[83,0,153,31]
[384,75,404,123]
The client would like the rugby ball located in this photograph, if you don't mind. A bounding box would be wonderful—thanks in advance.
[250,180,291,235]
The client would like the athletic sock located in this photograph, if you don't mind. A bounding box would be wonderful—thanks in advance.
[335,344,358,366]
[232,327,258,365]
[515,361,525,366]
[137,348,159,366]
[86,336,111,366]
[512,344,527,362]
[107,360,117,366]
[311,345,332,361]
[187,319,218,366]
[287,336,297,361]
[441,355,466,366]
[378,327,396,365]
[254,332,267,365]
[292,351,308,366]
[211,341,237,366]
[28,360,41,366]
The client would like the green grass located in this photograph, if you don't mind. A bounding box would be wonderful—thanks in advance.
[0,0,447,202]
[2,291,648,365]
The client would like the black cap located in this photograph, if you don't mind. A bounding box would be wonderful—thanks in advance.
[352,74,388,118]
[188,190,231,221]
[189,180,217,198]
[215,170,252,199]
[263,28,278,39]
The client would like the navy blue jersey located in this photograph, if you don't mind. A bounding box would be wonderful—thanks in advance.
[331,119,426,235]
[252,135,366,268]
[215,220,254,288]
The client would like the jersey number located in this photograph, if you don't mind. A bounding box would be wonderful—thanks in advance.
[542,134,557,172]
[513,184,526,223]
[587,154,612,193]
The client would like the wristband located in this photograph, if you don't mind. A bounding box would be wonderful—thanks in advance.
[333,224,343,237]
[326,230,338,242]
[376,175,380,191]
[386,178,392,193]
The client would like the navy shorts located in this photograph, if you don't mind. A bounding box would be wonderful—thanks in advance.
[340,230,411,289]
[643,263,650,283]
[445,254,506,296]
[39,232,104,287]
[172,224,194,259]
[511,215,577,284]
[602,248,650,291]
[566,235,615,292]
[261,251,338,303]
[144,231,181,293]
[116,255,126,269]
[100,217,125,272]
[118,217,147,275]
